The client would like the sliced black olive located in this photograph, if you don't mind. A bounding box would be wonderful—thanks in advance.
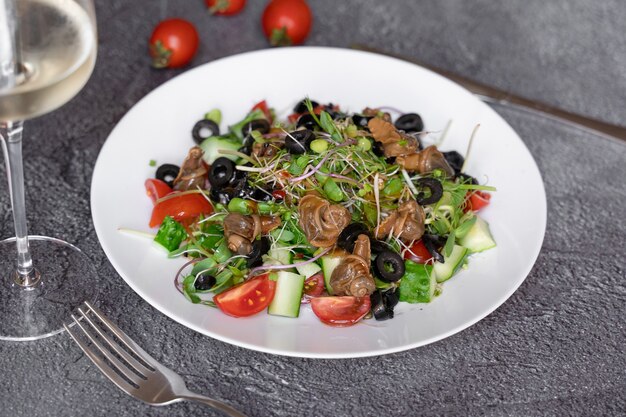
[372,140,385,157]
[155,164,180,188]
[293,99,319,114]
[208,157,236,189]
[194,273,216,291]
[443,151,464,175]
[414,178,443,206]
[209,187,234,205]
[235,182,255,199]
[370,290,394,321]
[246,236,271,267]
[337,223,369,252]
[192,119,220,145]
[351,114,372,129]
[251,187,273,202]
[296,113,317,130]
[383,288,400,309]
[422,234,446,263]
[370,239,392,254]
[373,250,405,283]
[241,119,270,136]
[394,113,424,133]
[285,129,315,154]
[238,134,255,156]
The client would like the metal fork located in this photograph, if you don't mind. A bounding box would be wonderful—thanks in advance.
[64,301,245,417]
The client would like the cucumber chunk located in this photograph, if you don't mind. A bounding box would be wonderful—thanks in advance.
[321,254,343,295]
[433,245,468,283]
[268,271,305,318]
[199,136,242,164]
[458,216,496,253]
[295,262,322,278]
[264,246,293,267]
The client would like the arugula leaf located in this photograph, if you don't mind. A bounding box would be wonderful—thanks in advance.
[154,216,187,252]
[182,274,201,304]
[443,231,456,258]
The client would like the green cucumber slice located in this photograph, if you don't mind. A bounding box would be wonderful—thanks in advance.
[295,262,322,278]
[321,254,344,295]
[458,216,496,253]
[267,271,305,318]
[433,245,468,283]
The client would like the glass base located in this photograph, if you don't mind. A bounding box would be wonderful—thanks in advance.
[0,236,98,341]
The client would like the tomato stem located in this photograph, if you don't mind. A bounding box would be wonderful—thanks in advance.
[150,40,172,69]
[270,26,292,47]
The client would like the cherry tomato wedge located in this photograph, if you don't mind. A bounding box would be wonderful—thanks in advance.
[213,274,276,317]
[310,296,371,327]
[465,191,491,212]
[272,189,286,200]
[251,100,273,123]
[404,240,432,264]
[149,193,213,228]
[302,273,325,301]
[149,19,199,69]
[145,179,173,204]
[205,0,246,15]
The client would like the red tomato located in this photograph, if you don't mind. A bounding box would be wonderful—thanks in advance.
[149,194,213,228]
[272,189,286,200]
[287,113,300,124]
[149,19,199,69]
[310,296,371,327]
[303,273,325,299]
[404,240,432,264]
[465,191,491,212]
[205,0,246,15]
[214,274,276,317]
[262,0,312,46]
[251,100,273,123]
[145,179,173,204]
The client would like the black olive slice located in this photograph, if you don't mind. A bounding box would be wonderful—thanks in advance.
[194,273,216,291]
[208,157,236,189]
[370,290,393,321]
[337,223,369,252]
[192,119,220,144]
[373,250,405,283]
[209,187,234,205]
[155,164,180,188]
[383,289,400,309]
[422,234,446,263]
[246,237,271,268]
[285,129,315,154]
[394,113,424,133]
[351,114,372,128]
[443,151,464,175]
[296,113,317,130]
[293,99,319,114]
[241,119,270,136]
[414,178,443,206]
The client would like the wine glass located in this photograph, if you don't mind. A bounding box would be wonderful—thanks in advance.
[0,0,98,340]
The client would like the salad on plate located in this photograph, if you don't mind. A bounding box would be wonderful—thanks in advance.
[139,99,496,327]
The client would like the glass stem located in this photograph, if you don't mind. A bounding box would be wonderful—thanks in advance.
[0,120,39,287]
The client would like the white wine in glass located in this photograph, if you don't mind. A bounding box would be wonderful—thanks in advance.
[0,0,98,340]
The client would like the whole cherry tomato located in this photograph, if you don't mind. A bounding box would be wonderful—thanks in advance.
[262,0,312,46]
[205,0,246,16]
[149,19,199,69]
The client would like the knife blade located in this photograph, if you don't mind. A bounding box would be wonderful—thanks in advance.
[351,44,626,142]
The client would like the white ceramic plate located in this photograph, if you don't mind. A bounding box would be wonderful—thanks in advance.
[91,47,546,358]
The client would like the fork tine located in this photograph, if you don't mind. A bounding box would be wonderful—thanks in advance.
[64,322,138,397]
[84,301,158,367]
[70,313,146,387]
[76,307,153,375]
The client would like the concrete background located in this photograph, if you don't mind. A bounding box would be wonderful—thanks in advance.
[0,0,625,415]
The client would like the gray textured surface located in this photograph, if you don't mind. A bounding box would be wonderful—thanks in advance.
[1,1,625,416]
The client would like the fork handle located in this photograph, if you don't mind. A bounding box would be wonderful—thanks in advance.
[179,394,247,417]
